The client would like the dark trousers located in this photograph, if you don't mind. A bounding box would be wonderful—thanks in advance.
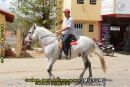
[63,34,72,56]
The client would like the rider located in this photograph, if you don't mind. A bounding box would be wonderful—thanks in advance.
[56,8,75,59]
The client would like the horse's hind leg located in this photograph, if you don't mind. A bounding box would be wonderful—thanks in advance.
[79,56,88,80]
[88,58,92,77]
[79,55,92,80]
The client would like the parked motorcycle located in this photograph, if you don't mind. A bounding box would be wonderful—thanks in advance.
[99,44,115,56]
[93,38,115,56]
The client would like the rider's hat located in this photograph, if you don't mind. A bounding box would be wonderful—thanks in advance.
[63,9,70,13]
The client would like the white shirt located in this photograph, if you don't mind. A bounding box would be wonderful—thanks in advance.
[64,17,75,35]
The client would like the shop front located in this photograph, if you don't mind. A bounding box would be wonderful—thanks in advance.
[101,15,130,51]
[101,0,130,52]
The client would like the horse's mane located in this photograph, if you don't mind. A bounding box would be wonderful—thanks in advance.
[38,26,55,35]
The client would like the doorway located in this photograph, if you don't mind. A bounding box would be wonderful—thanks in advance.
[110,25,127,50]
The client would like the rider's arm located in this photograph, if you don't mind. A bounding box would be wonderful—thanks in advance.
[57,27,70,33]
[56,18,73,34]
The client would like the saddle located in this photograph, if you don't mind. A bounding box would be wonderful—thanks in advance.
[58,34,77,59]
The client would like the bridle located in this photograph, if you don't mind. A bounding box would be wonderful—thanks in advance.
[24,24,36,47]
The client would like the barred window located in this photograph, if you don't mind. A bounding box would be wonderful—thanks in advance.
[75,24,83,29]
[74,23,83,35]
[77,0,84,4]
[89,24,94,32]
[90,0,96,5]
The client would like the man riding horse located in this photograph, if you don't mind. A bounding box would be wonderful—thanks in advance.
[56,8,75,59]
[24,8,106,79]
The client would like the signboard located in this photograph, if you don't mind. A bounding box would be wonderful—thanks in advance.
[115,0,130,14]
[101,0,114,15]
[101,0,130,15]
[110,26,120,31]
[101,23,110,45]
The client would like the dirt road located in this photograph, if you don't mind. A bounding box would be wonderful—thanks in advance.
[0,52,130,87]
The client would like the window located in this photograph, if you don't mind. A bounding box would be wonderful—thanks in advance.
[77,0,84,4]
[90,0,96,5]
[89,24,94,32]
[75,24,83,29]
[74,23,83,35]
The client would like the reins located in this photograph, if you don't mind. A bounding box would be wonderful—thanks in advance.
[40,34,57,39]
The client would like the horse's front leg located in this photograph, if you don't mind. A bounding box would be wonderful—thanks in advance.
[46,57,57,79]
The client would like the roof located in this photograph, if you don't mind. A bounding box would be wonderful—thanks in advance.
[0,8,15,23]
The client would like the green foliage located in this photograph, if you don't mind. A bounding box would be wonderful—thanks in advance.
[10,0,56,31]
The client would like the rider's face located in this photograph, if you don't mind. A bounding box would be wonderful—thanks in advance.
[64,12,70,18]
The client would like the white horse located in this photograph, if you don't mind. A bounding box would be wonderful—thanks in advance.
[25,24,106,79]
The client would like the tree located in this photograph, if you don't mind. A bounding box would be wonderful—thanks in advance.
[55,0,63,30]
[6,0,57,48]
[10,0,56,30]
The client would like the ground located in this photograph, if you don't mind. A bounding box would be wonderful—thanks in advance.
[0,51,130,87]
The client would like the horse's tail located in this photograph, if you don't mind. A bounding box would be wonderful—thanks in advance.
[94,42,106,72]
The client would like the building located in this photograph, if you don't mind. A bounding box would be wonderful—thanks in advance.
[63,0,102,41]
[101,0,130,51]
[0,8,15,56]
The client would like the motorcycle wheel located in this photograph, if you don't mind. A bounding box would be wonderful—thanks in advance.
[106,49,114,56]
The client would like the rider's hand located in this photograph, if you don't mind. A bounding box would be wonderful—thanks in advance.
[55,30,61,35]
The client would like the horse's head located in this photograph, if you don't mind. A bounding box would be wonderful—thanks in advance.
[24,23,37,47]
[24,23,57,49]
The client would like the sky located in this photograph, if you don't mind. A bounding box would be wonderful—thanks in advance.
[0,0,13,11]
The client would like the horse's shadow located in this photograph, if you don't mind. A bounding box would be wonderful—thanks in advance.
[104,55,117,57]
[116,51,130,55]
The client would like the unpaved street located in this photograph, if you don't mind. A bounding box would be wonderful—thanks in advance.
[0,52,130,87]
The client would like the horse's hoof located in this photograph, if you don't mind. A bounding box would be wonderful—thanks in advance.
[52,76,56,79]
[56,76,60,79]
[49,77,53,79]
[88,74,92,78]
[79,77,83,81]
[48,75,55,79]
[50,75,60,79]
[74,82,80,86]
